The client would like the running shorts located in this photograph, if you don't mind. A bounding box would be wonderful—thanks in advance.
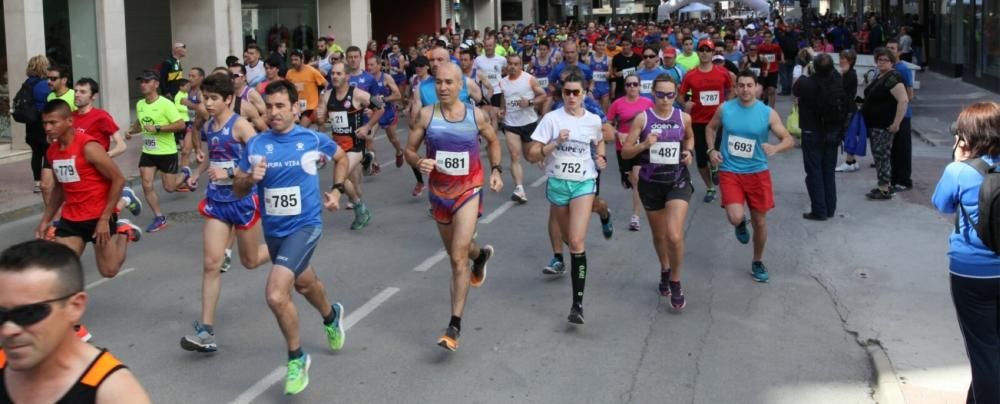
[198,195,261,230]
[265,226,322,277]
[546,177,597,207]
[719,170,775,213]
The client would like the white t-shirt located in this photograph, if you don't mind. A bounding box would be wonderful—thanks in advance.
[530,108,602,182]
[500,72,540,127]
[474,55,507,93]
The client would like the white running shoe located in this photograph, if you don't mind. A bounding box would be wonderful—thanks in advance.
[835,162,859,172]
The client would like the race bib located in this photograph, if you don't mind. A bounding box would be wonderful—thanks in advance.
[699,90,721,106]
[750,67,761,77]
[435,150,470,176]
[763,54,776,63]
[52,158,80,183]
[298,99,308,111]
[727,135,756,159]
[650,142,681,165]
[264,186,302,216]
[593,71,608,82]
[143,136,157,151]
[486,73,499,84]
[621,67,636,77]
[505,98,521,110]
[329,111,349,129]
[553,156,586,181]
[537,77,549,88]
[640,80,653,94]
[210,160,234,186]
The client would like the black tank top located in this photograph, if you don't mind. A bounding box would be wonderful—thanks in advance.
[0,349,127,404]
[326,85,364,137]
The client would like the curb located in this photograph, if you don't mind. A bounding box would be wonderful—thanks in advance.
[911,128,941,147]
[0,176,145,227]
[868,344,907,404]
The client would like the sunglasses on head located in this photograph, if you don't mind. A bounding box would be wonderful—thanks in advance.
[625,82,640,87]
[654,91,676,99]
[0,291,79,327]
[562,88,582,97]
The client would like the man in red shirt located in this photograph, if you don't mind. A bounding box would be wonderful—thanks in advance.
[36,99,140,279]
[680,39,735,203]
[756,30,783,107]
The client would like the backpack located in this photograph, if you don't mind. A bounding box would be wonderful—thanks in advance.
[957,159,1000,255]
[11,78,40,124]
[817,75,848,135]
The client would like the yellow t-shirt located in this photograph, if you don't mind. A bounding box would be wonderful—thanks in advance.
[136,96,183,155]
[47,90,77,111]
[676,53,700,71]
[284,65,328,111]
[174,91,190,122]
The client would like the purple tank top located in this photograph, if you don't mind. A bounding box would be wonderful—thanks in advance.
[637,107,690,186]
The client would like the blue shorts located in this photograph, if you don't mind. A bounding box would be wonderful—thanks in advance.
[265,226,322,277]
[546,177,597,207]
[379,105,398,127]
[593,83,610,98]
[198,195,261,229]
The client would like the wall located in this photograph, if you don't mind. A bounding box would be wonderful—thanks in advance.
[124,0,170,100]
[371,0,439,46]
[3,0,46,151]
[474,0,495,30]
[95,0,129,131]
[170,0,232,73]
[319,0,371,50]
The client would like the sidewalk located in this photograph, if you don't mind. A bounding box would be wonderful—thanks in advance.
[909,71,996,146]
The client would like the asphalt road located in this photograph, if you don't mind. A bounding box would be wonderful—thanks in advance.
[5,101,951,404]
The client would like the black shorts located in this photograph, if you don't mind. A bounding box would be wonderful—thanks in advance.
[638,180,693,211]
[139,152,179,174]
[615,150,638,188]
[693,124,722,169]
[489,94,503,108]
[55,214,118,244]
[43,155,52,170]
[502,122,538,143]
[762,73,779,89]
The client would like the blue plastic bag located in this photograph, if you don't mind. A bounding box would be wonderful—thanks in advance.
[843,112,868,156]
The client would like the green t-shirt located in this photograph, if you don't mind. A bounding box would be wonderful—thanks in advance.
[47,90,78,111]
[136,96,183,155]
[676,53,700,71]
[174,91,190,122]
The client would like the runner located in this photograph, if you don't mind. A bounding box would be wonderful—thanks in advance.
[227,64,269,131]
[0,240,151,404]
[740,44,767,86]
[499,54,546,203]
[179,73,271,353]
[317,61,383,231]
[344,46,382,175]
[72,78,128,159]
[610,37,641,100]
[283,49,327,129]
[636,47,670,101]
[621,74,694,309]
[173,78,195,177]
[406,56,432,197]
[127,70,188,233]
[676,38,699,71]
[680,39,734,203]
[459,48,493,107]
[660,47,687,84]
[244,44,266,88]
[607,74,654,231]
[474,36,508,129]
[234,80,349,395]
[39,65,77,207]
[527,71,607,324]
[255,57,284,95]
[705,70,795,283]
[403,63,503,351]
[367,56,404,168]
[756,30,782,107]
[589,37,612,111]
[181,68,209,164]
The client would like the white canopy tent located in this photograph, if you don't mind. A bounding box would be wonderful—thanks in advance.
[678,2,714,13]
[657,0,770,21]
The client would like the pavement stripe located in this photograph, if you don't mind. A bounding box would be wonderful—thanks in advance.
[229,286,401,404]
[479,201,515,224]
[530,175,547,188]
[412,249,447,272]
[85,267,135,290]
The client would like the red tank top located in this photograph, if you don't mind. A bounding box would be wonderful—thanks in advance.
[45,133,112,221]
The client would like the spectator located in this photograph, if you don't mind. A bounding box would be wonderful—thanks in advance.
[269,42,288,71]
[897,26,914,63]
[931,101,1000,404]
[160,42,186,98]
[21,55,51,193]
[836,49,861,173]
[860,47,908,200]
[794,54,848,220]
[867,16,885,53]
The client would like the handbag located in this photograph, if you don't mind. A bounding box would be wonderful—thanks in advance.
[786,105,802,139]
[843,112,868,156]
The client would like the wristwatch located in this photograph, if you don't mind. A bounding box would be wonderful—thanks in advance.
[492,165,503,174]
[154,125,161,132]
[225,167,235,179]
[330,183,346,193]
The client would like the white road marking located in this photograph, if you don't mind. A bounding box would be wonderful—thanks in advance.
[412,249,447,272]
[229,286,401,404]
[85,267,135,290]
[531,175,548,188]
[479,201,515,224]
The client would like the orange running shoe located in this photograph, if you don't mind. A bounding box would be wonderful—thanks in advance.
[437,326,459,352]
[470,245,493,288]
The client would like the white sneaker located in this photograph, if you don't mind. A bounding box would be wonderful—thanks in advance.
[835,162,859,172]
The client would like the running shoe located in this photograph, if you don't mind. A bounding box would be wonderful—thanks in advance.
[542,257,566,275]
[121,186,142,216]
[74,324,92,342]
[180,321,217,353]
[437,326,460,352]
[734,217,750,245]
[669,281,686,310]
[710,165,720,186]
[371,160,382,176]
[751,261,769,283]
[866,189,893,201]
[658,269,671,297]
[568,304,585,324]
[180,167,196,191]
[835,161,859,172]
[325,303,345,352]
[629,214,640,231]
[220,249,232,273]
[892,184,912,192]
[284,353,311,395]
[350,206,372,230]
[146,216,168,233]
[601,212,614,240]
[703,188,717,203]
[33,184,41,194]
[411,182,425,197]
[471,245,493,288]
[115,219,142,243]
[511,189,528,204]
[395,151,404,168]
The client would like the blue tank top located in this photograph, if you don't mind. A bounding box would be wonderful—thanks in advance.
[590,55,610,88]
[375,73,396,114]
[719,99,772,174]
[637,108,690,185]
[348,71,378,95]
[202,114,253,202]
[534,53,554,78]
[420,76,470,106]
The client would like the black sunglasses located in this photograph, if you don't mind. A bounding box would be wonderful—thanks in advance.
[0,291,80,327]
[562,88,583,97]
[625,82,640,87]
[644,54,658,59]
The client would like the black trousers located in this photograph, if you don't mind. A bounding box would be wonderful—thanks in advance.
[950,274,1000,404]
[25,121,48,181]
[891,117,912,188]
[801,130,839,218]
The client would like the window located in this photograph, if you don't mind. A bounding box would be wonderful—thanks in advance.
[593,0,603,8]
[501,2,523,21]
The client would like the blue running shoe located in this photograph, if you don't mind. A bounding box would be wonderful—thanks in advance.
[121,186,142,216]
[600,212,614,240]
[703,188,717,203]
[146,215,168,233]
[751,261,769,283]
[542,257,566,275]
[734,217,750,244]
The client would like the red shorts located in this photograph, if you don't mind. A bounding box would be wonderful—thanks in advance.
[430,187,483,225]
[719,170,775,213]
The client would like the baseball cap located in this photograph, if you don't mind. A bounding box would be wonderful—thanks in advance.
[697,39,715,50]
[662,47,677,57]
[712,55,725,63]
[173,42,186,49]
[135,70,159,81]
